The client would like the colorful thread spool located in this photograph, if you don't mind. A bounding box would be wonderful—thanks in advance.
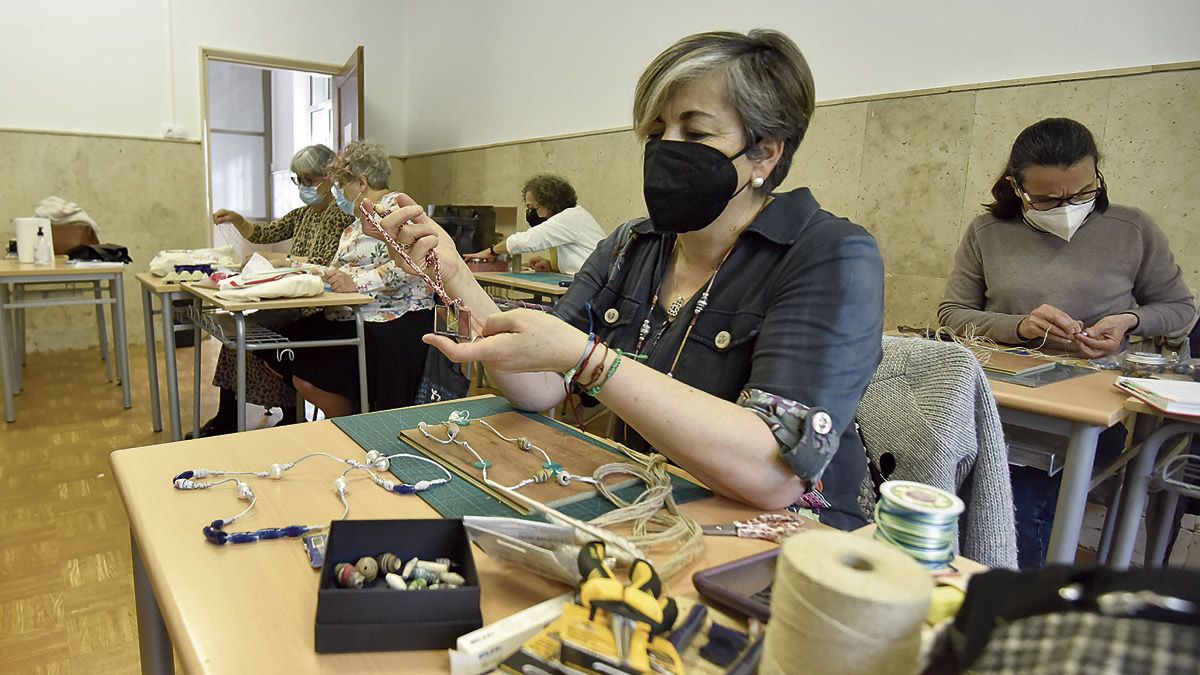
[872,480,965,570]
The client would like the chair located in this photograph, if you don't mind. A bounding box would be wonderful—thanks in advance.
[857,335,1018,568]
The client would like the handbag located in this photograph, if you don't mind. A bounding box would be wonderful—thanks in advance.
[414,348,470,404]
[67,243,132,263]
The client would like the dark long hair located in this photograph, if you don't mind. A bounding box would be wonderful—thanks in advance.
[985,118,1109,219]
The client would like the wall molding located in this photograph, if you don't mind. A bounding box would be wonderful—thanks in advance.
[397,59,1200,161]
[0,127,202,145]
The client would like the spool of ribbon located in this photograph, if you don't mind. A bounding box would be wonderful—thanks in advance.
[761,529,932,675]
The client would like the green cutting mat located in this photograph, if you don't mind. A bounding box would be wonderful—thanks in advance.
[492,272,572,285]
[331,396,710,521]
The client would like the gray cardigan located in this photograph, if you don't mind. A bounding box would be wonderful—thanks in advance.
[857,336,1018,569]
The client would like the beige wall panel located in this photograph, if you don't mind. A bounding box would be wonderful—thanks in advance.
[1102,70,1200,285]
[388,156,404,191]
[886,273,947,329]
[961,79,1113,240]
[0,131,206,351]
[782,102,869,221]
[857,91,975,280]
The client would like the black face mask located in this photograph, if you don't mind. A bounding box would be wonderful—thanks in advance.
[643,138,750,233]
[526,208,548,227]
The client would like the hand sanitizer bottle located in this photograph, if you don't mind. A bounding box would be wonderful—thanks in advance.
[34,226,52,266]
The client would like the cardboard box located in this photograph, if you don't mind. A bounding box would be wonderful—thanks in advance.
[315,519,483,653]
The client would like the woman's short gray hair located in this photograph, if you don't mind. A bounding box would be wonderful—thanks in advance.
[327,141,391,190]
[290,144,337,179]
[633,30,815,192]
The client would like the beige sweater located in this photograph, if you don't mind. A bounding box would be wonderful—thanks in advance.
[938,204,1195,344]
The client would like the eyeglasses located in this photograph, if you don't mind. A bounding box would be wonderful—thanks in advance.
[290,176,326,188]
[1012,174,1104,211]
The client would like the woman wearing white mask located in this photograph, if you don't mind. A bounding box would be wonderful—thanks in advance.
[940,118,1195,569]
[939,118,1194,358]
[363,30,885,530]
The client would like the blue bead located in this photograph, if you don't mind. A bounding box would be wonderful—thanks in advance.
[474,460,492,470]
[228,532,259,544]
[280,525,309,537]
[395,484,417,494]
[173,470,194,482]
[544,462,563,472]
[203,526,229,545]
[257,528,284,540]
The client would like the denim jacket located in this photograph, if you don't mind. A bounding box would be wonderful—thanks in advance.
[553,188,884,529]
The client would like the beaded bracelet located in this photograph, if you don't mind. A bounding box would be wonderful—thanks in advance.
[586,352,623,396]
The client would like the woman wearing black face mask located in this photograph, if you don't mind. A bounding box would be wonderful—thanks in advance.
[366,30,884,528]
[463,174,605,274]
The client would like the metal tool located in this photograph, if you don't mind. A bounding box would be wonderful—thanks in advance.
[577,541,679,664]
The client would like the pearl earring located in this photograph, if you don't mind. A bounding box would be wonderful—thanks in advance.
[751,176,765,188]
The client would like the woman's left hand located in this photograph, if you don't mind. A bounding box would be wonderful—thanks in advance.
[1075,313,1138,358]
[323,269,357,293]
[424,308,589,374]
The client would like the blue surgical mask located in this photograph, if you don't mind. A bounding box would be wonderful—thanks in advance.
[333,185,355,215]
[298,184,322,206]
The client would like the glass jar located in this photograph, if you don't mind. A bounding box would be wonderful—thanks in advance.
[1122,352,1169,378]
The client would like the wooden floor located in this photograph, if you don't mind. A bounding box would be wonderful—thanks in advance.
[0,338,287,674]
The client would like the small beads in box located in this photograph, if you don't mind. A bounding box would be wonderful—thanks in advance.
[333,554,465,590]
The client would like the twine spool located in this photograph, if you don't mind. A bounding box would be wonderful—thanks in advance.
[760,530,932,675]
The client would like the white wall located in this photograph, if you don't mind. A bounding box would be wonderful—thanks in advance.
[0,0,407,151]
[399,0,1200,154]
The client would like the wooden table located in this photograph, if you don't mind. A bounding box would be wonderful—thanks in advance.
[473,271,571,305]
[136,272,191,440]
[180,284,372,434]
[110,418,777,674]
[0,257,130,422]
[988,370,1133,563]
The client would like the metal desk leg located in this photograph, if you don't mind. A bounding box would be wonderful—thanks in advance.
[94,280,113,382]
[235,312,246,432]
[1109,423,1195,568]
[1046,423,1103,564]
[112,275,132,408]
[142,286,162,432]
[192,297,203,438]
[13,284,24,393]
[131,534,175,675]
[162,293,182,441]
[0,284,13,422]
[1146,490,1182,567]
[355,307,369,413]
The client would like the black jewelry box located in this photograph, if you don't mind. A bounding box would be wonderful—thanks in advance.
[315,519,483,653]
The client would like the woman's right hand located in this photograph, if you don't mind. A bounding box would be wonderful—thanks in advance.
[1018,304,1084,343]
[212,209,246,228]
[361,193,466,286]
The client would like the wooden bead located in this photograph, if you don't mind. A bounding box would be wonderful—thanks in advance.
[334,562,364,589]
[355,556,379,582]
[377,552,402,574]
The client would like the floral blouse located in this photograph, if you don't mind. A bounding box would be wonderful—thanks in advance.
[324,193,435,323]
[248,201,351,266]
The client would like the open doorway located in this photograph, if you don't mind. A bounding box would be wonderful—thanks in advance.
[201,47,363,254]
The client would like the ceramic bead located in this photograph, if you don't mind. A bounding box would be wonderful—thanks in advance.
[402,557,419,580]
[408,577,428,590]
[384,572,407,590]
[440,571,466,586]
[334,562,364,589]
[355,556,379,582]
[377,552,402,574]
[415,559,449,575]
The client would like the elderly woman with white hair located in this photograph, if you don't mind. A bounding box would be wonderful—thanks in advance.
[366,31,884,529]
[194,144,353,437]
[256,141,435,418]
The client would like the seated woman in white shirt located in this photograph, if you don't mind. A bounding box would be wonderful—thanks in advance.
[464,174,606,274]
